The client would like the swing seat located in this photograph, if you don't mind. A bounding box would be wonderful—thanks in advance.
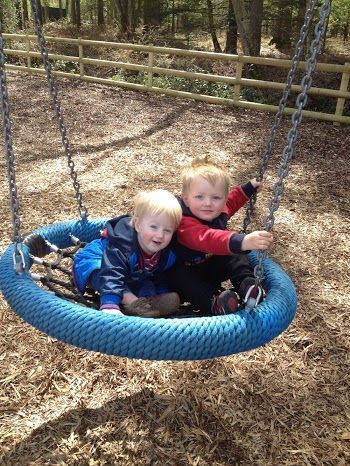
[0,218,297,361]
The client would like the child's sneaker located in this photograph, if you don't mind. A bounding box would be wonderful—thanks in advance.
[211,289,239,315]
[240,278,265,312]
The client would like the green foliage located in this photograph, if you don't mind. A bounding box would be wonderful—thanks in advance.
[112,63,234,99]
[112,70,148,85]
[1,0,18,32]
[51,59,79,74]
[328,0,350,37]
[240,87,265,103]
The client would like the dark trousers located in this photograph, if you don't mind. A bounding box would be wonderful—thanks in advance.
[166,254,254,314]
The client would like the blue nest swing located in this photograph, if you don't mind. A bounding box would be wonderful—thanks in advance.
[0,218,297,360]
[0,0,330,361]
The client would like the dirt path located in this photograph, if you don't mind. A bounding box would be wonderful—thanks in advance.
[0,73,349,466]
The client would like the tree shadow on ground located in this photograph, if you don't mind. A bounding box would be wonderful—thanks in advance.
[1,387,249,466]
[18,101,190,165]
[2,327,348,466]
[76,102,191,156]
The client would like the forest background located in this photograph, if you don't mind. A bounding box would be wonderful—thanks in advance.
[1,1,350,117]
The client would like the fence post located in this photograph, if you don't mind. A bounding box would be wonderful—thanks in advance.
[334,62,349,126]
[234,53,243,103]
[78,37,84,78]
[147,51,154,88]
[26,35,31,72]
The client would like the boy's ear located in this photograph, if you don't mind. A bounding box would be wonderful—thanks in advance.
[134,217,140,232]
[182,194,189,207]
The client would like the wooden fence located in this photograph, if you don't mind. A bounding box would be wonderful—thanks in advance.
[3,33,350,125]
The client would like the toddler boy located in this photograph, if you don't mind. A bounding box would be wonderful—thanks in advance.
[167,157,273,315]
[73,189,182,317]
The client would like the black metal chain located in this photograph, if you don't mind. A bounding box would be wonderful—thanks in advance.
[0,22,25,272]
[29,0,89,219]
[242,0,319,233]
[254,0,331,284]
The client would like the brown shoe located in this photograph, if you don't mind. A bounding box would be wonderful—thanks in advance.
[149,292,181,316]
[123,293,180,318]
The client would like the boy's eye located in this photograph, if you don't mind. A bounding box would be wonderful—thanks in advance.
[213,196,222,200]
[150,225,157,230]
[195,195,203,200]
[164,229,173,234]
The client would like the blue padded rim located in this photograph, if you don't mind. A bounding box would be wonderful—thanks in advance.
[0,218,297,361]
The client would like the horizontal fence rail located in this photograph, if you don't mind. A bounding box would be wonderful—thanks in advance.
[3,33,350,124]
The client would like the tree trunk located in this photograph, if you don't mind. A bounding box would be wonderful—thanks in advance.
[207,0,222,52]
[295,0,307,58]
[231,0,263,56]
[14,0,23,29]
[75,0,81,27]
[171,0,176,34]
[70,0,77,24]
[115,0,129,34]
[250,0,263,55]
[58,0,64,19]
[128,0,135,34]
[22,0,29,26]
[270,0,293,50]
[35,0,44,24]
[110,0,118,25]
[97,0,104,26]
[321,0,332,53]
[225,0,237,54]
[143,0,162,32]
[70,0,81,27]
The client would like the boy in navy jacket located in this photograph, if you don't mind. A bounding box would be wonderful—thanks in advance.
[167,157,273,315]
[73,189,182,317]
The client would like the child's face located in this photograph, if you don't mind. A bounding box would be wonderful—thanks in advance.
[134,212,175,255]
[183,176,227,222]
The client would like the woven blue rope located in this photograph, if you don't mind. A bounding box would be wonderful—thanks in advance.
[0,218,297,360]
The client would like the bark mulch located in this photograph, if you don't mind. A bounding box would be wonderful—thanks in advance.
[0,73,349,466]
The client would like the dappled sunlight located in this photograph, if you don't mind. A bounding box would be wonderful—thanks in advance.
[0,74,349,466]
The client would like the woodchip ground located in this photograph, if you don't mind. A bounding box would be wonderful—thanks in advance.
[0,73,349,466]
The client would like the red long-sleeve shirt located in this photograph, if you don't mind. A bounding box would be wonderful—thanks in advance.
[174,183,253,265]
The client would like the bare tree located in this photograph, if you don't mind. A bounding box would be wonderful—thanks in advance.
[22,0,29,26]
[231,0,263,56]
[207,0,222,52]
[97,0,104,26]
[270,0,293,50]
[14,0,23,29]
[70,0,81,27]
[225,0,237,54]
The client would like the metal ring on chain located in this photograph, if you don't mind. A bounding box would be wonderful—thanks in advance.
[0,218,298,361]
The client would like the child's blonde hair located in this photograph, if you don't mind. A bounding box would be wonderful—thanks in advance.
[131,189,182,229]
[181,156,231,197]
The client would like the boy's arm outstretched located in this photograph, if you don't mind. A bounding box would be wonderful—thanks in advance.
[177,216,273,255]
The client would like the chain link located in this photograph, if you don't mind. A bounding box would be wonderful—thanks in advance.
[242,0,319,233]
[30,0,89,219]
[0,23,25,272]
[254,0,331,284]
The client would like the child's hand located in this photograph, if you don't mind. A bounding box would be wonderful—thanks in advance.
[242,231,273,251]
[250,178,263,192]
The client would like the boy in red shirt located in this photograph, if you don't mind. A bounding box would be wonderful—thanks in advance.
[167,157,273,315]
